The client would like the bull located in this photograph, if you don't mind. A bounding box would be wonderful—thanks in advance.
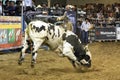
[18,20,92,68]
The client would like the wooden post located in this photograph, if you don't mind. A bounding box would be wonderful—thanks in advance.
[48,0,51,8]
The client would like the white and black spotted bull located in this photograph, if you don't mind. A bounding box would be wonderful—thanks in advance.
[18,20,92,68]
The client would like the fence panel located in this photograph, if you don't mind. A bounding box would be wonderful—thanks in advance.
[95,27,116,41]
[0,16,22,51]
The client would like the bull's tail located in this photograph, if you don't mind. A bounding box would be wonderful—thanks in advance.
[25,24,30,37]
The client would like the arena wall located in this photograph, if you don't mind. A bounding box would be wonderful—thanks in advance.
[67,0,120,6]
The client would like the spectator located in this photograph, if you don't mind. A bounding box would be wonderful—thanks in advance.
[3,0,10,16]
[80,18,91,45]
[8,1,16,16]
[51,3,63,16]
[23,0,35,12]
[40,3,49,15]
[0,1,2,15]
[107,12,115,27]
[114,4,120,19]
[96,10,104,20]
[15,0,22,16]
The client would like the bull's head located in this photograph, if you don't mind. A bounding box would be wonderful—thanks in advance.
[80,45,92,68]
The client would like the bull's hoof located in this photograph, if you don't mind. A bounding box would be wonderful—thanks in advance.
[31,61,36,68]
[18,58,24,65]
[31,64,34,68]
[18,61,22,65]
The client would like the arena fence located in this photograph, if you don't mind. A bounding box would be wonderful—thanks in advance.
[88,18,120,42]
[0,16,22,51]
[89,27,120,42]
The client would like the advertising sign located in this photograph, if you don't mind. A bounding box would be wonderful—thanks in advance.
[116,27,120,40]
[8,29,15,43]
[95,27,116,40]
[0,29,7,44]
[0,16,22,50]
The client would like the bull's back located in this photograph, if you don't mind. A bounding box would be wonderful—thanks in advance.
[28,21,49,40]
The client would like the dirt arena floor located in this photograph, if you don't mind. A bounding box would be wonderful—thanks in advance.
[0,42,120,80]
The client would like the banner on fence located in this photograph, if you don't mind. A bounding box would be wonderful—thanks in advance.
[0,16,22,51]
[95,27,116,40]
[116,27,120,40]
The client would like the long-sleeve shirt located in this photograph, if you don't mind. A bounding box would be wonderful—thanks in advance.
[0,5,2,15]
[80,21,91,32]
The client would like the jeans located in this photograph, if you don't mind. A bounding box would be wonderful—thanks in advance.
[81,30,89,44]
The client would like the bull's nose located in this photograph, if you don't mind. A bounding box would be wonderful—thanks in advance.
[83,60,91,68]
